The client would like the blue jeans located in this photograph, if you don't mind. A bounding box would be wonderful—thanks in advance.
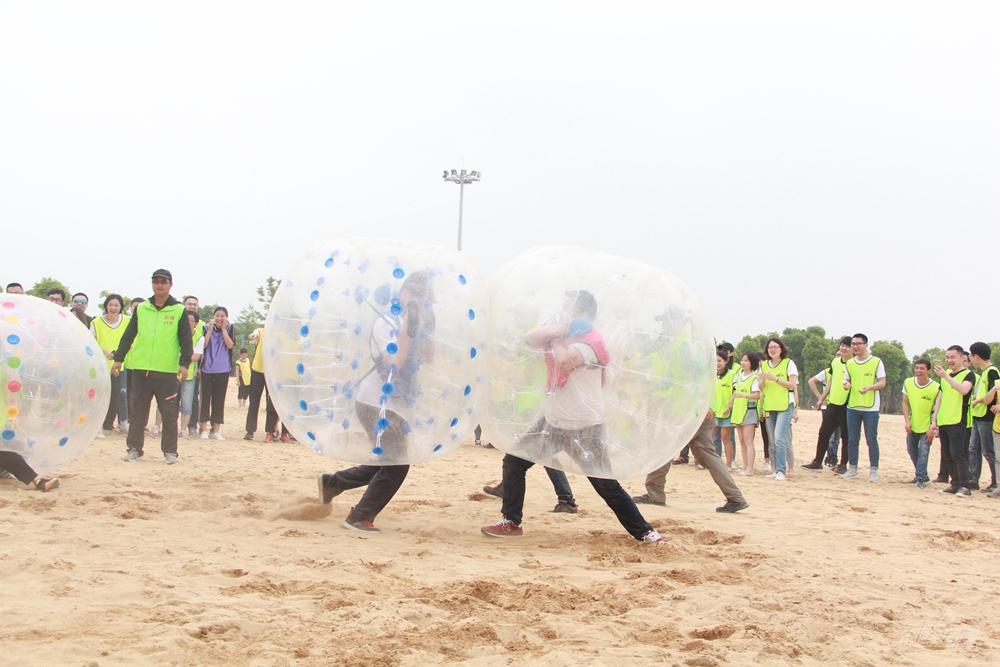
[500,454,651,539]
[846,408,879,468]
[179,378,196,416]
[906,431,931,482]
[764,406,793,474]
[712,427,736,457]
[969,420,997,485]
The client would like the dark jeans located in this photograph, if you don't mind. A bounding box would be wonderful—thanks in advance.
[0,451,37,484]
[500,453,652,540]
[103,370,129,430]
[813,402,848,465]
[760,415,770,459]
[127,371,180,454]
[246,370,284,435]
[939,424,970,489]
[491,467,576,505]
[188,374,201,430]
[320,403,410,522]
[199,372,229,425]
[969,419,997,485]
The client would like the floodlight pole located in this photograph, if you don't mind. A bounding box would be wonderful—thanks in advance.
[442,169,481,251]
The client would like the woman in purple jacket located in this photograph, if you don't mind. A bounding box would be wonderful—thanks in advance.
[199,307,235,440]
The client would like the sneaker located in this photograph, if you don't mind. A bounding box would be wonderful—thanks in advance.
[317,473,343,504]
[164,453,179,465]
[482,483,502,498]
[716,499,749,513]
[481,517,522,538]
[264,433,274,443]
[824,459,838,468]
[673,458,689,465]
[775,472,786,481]
[916,481,928,489]
[179,430,188,439]
[188,426,198,436]
[869,469,879,483]
[931,476,950,484]
[906,477,919,484]
[243,432,254,441]
[956,487,972,497]
[213,432,224,441]
[34,478,59,492]
[200,431,209,439]
[841,467,860,480]
[694,462,705,470]
[764,472,778,479]
[117,421,128,434]
[475,439,482,447]
[834,465,848,475]
[980,485,997,494]
[941,486,959,495]
[631,493,666,507]
[641,529,670,543]
[801,461,824,471]
[549,500,579,514]
[280,433,291,443]
[763,462,772,473]
[0,469,16,479]
[122,448,142,462]
[150,425,161,437]
[343,513,380,533]
[988,488,1000,499]
[96,430,107,439]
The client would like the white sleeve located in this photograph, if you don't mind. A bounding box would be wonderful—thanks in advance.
[751,378,760,392]
[876,361,886,379]
[193,337,205,355]
[811,370,826,383]
[787,360,798,377]
[89,323,97,336]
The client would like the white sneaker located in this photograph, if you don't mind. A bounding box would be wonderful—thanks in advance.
[775,472,786,481]
[200,431,209,439]
[641,529,670,543]
[765,472,778,479]
[213,432,224,441]
[869,469,879,483]
[96,430,106,439]
[151,425,161,437]
[117,421,128,434]
[763,462,772,473]
[841,467,860,480]
[180,430,188,439]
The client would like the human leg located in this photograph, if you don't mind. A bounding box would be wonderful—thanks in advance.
[737,424,756,473]
[587,476,654,540]
[689,420,746,504]
[346,465,410,522]
[811,407,840,465]
[712,426,722,457]
[0,451,39,485]
[246,370,266,434]
[769,407,792,475]
[641,460,671,504]
[116,370,129,427]
[126,373,154,454]
[720,426,734,466]
[544,467,576,505]
[969,421,984,484]
[845,408,862,468]
[198,372,215,428]
[859,411,879,469]
[208,372,228,430]
[499,454,535,526]
[188,374,201,432]
[940,425,969,489]
[153,377,181,456]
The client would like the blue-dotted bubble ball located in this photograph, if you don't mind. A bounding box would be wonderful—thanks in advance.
[263,236,490,465]
[484,245,715,480]
[0,295,111,474]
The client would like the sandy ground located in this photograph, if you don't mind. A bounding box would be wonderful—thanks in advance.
[2,383,998,667]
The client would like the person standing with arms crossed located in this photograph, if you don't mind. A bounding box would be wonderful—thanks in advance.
[112,269,192,464]
[803,337,852,473]
[840,333,886,482]
[931,346,975,497]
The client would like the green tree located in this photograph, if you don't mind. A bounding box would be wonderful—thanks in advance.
[801,335,838,407]
[257,276,280,313]
[871,340,909,413]
[27,277,70,299]
[913,347,946,367]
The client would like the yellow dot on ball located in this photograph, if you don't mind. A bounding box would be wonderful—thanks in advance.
[4,316,17,324]
[5,406,18,418]
[49,357,60,367]
[77,414,87,425]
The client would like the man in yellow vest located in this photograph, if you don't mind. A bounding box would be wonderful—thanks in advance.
[931,345,975,496]
[968,342,999,492]
[111,269,193,464]
[803,337,853,472]
[902,359,940,488]
[840,333,886,482]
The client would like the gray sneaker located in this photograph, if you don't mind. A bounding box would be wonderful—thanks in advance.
[841,467,859,480]
[956,487,971,497]
[122,449,142,462]
[869,469,879,483]
[164,453,179,465]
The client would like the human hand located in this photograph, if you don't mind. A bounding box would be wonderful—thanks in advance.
[110,362,122,377]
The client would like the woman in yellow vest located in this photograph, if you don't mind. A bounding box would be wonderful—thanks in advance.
[90,294,131,436]
[727,352,762,475]
[759,337,798,481]
[711,349,737,469]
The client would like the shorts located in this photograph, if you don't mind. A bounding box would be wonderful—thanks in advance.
[715,415,733,427]
[734,407,759,426]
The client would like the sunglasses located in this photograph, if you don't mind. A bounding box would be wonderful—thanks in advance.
[152,279,170,285]
[73,298,87,304]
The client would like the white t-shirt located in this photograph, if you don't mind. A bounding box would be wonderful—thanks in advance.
[356,317,412,422]
[811,369,827,383]
[764,358,798,406]
[545,342,604,430]
[192,336,205,355]
[735,372,761,395]
[840,356,886,412]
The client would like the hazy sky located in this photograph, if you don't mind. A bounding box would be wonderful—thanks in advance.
[2,2,996,357]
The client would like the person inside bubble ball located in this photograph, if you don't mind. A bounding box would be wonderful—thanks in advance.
[317,270,435,533]
[481,289,668,542]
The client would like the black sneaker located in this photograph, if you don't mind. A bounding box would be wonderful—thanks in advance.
[549,500,579,514]
[834,465,847,475]
[956,487,972,497]
[940,485,959,495]
[34,478,59,492]
[673,458,689,465]
[317,474,341,504]
[801,461,824,471]
[906,477,919,484]
[482,483,502,498]
[716,499,749,513]
[931,476,950,484]
[631,493,666,507]
[343,511,380,533]
[980,485,997,494]
[243,432,254,441]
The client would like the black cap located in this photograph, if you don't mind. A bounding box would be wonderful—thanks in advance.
[151,269,173,282]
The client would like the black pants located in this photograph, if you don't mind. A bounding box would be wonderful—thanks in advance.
[246,370,285,435]
[760,413,771,459]
[321,403,410,522]
[939,424,971,489]
[813,402,849,465]
[188,373,201,431]
[0,451,37,484]
[199,372,229,425]
[237,379,250,400]
[127,371,180,454]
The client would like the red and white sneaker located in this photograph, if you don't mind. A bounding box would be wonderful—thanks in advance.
[641,529,670,543]
[481,517,523,538]
[343,514,380,533]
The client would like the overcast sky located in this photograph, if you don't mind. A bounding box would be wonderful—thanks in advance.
[2,2,996,357]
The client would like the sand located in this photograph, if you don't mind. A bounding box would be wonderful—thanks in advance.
[2,385,997,667]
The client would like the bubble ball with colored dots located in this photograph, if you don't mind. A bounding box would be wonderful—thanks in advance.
[0,294,111,474]
[263,236,490,465]
[484,245,715,480]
